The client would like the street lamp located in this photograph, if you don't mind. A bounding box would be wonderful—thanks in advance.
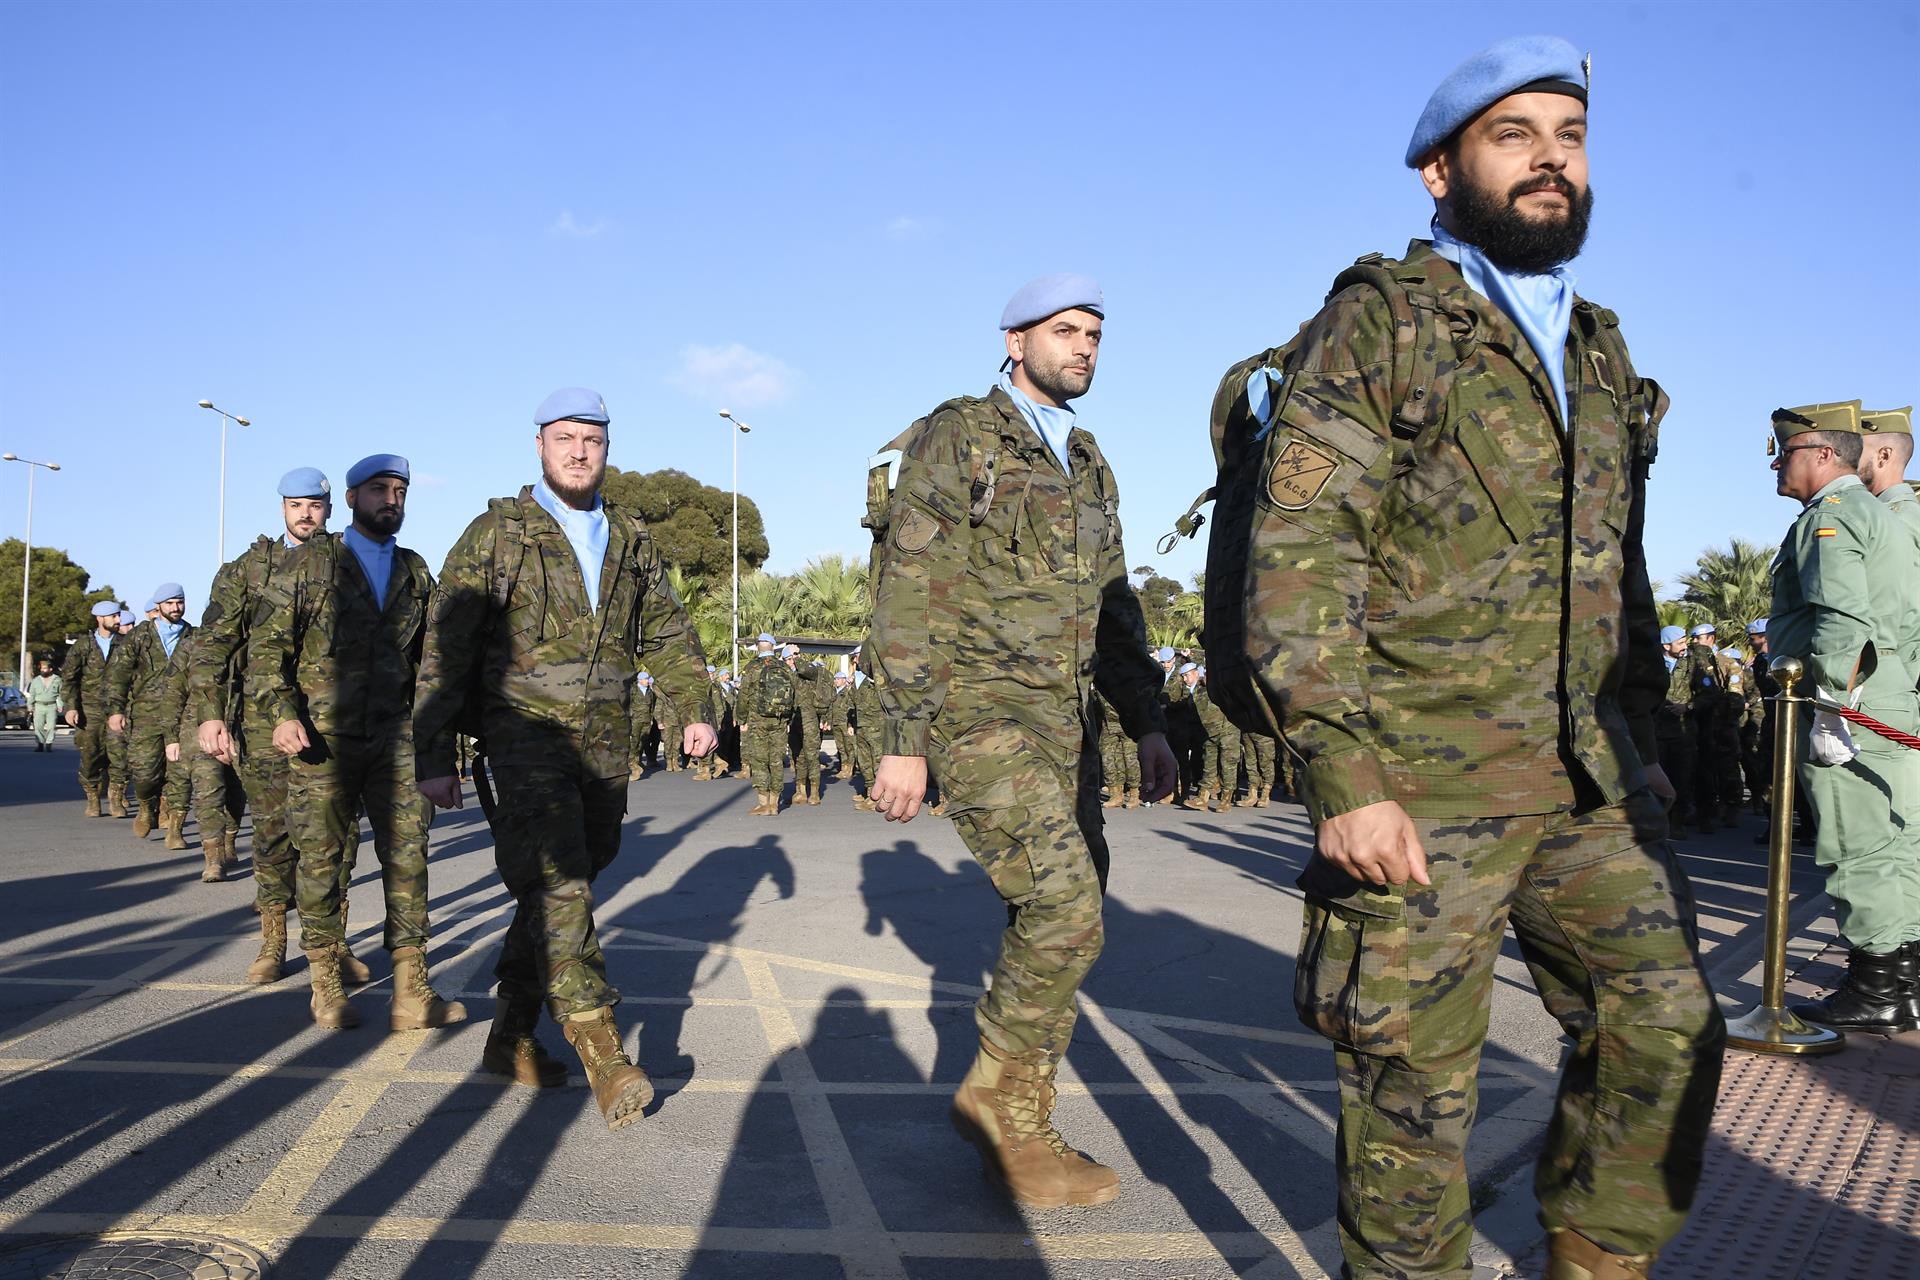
[3,452,61,687]
[716,410,752,669]
[197,400,251,562]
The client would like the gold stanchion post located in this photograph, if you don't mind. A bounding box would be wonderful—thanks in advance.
[1725,655,1845,1055]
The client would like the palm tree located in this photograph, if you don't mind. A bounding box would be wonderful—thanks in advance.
[787,555,870,639]
[1678,539,1773,639]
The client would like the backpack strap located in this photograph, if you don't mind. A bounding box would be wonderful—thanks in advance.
[486,497,528,613]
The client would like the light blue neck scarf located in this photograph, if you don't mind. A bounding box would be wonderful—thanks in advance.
[341,525,395,606]
[533,477,610,613]
[157,619,186,657]
[998,374,1075,474]
[1429,221,1576,426]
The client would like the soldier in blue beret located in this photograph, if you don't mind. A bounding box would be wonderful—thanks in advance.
[1217,32,1722,1280]
[60,599,135,815]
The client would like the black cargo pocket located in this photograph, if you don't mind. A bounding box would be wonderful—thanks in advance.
[1293,875,1411,1058]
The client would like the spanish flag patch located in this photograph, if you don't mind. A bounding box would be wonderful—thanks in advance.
[1825,495,1844,503]
[1815,528,1838,538]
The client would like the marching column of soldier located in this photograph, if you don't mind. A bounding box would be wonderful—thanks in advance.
[18,32,1920,1280]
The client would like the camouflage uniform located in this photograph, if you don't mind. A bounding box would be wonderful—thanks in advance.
[1684,642,1747,823]
[1239,242,1722,1273]
[736,653,795,803]
[153,628,241,850]
[253,532,436,953]
[1655,656,1698,828]
[850,670,883,786]
[826,682,858,777]
[789,661,827,796]
[108,619,202,822]
[58,630,128,810]
[1193,683,1240,806]
[655,687,685,771]
[866,385,1164,1063]
[188,534,303,913]
[1240,730,1275,806]
[628,679,656,775]
[413,487,708,1020]
[1095,690,1139,805]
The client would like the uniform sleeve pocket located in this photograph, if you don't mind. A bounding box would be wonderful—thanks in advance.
[1293,872,1411,1058]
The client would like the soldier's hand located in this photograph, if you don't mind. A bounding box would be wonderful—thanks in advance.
[418,775,463,810]
[64,709,80,728]
[871,754,927,822]
[271,719,310,757]
[1136,732,1177,803]
[165,743,181,763]
[684,722,718,758]
[107,713,127,734]
[1317,799,1430,888]
[198,719,234,763]
[1642,763,1677,802]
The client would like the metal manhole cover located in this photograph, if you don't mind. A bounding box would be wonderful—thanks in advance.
[0,1234,266,1280]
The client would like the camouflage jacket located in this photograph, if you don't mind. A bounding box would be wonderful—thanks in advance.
[107,619,197,732]
[1769,474,1920,716]
[850,674,882,734]
[866,386,1165,756]
[791,662,828,721]
[58,630,124,722]
[412,487,709,781]
[737,653,795,723]
[187,534,302,737]
[828,685,856,731]
[252,532,434,740]
[1192,684,1232,738]
[1243,241,1668,821]
[633,683,657,725]
[1658,657,1691,729]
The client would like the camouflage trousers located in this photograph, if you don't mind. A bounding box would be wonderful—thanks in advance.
[1242,732,1275,798]
[1688,706,1745,815]
[791,712,822,786]
[74,718,128,801]
[1201,732,1241,797]
[657,708,684,768]
[1800,709,1920,952]
[1296,792,1724,1276]
[239,741,297,912]
[1655,719,1696,822]
[742,716,787,793]
[487,759,627,1019]
[287,730,431,952]
[932,716,1108,1062]
[1099,728,1138,796]
[155,730,240,845]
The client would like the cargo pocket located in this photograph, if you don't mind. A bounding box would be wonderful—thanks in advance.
[1377,414,1541,601]
[1293,872,1412,1058]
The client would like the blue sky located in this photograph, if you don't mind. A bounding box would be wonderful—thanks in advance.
[3,0,1914,625]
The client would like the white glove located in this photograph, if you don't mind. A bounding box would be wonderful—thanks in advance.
[1808,684,1858,766]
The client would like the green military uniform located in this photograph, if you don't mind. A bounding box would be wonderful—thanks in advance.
[1240,729,1275,807]
[254,531,437,956]
[655,686,685,771]
[153,626,241,861]
[1656,648,1698,830]
[629,678,657,776]
[1768,408,1920,967]
[1865,406,1920,686]
[789,659,827,801]
[59,626,128,814]
[1192,682,1240,809]
[1683,638,1746,825]
[1242,240,1722,1273]
[414,485,709,1022]
[850,668,883,792]
[826,679,856,777]
[867,382,1164,1060]
[108,617,198,833]
[736,651,795,811]
[28,670,62,748]
[189,533,316,919]
[1161,666,1200,801]
[1095,689,1139,807]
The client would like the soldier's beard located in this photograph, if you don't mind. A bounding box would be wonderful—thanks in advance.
[1020,351,1094,405]
[353,506,404,537]
[1446,171,1594,273]
[543,461,604,509]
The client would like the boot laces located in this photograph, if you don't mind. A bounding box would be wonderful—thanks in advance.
[313,960,347,1003]
[999,1073,1070,1157]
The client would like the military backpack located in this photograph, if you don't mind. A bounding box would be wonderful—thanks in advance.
[750,657,796,719]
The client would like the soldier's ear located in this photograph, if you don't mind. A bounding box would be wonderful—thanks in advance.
[1004,329,1024,367]
[1418,145,1452,202]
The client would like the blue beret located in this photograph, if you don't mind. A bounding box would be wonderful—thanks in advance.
[118,610,135,627]
[151,582,185,603]
[345,454,409,488]
[757,632,775,645]
[1000,273,1104,330]
[1659,625,1685,645]
[535,387,610,428]
[91,601,120,618]
[1405,35,1589,167]
[1154,646,1175,662]
[278,467,330,499]
[1178,662,1198,676]
[1747,618,1768,635]
[637,671,652,681]
[1690,623,1719,638]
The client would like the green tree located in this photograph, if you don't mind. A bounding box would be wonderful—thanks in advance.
[0,540,119,673]
[786,555,869,640]
[1677,538,1773,640]
[602,467,770,578]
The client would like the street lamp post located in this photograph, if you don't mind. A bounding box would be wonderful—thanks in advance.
[197,400,251,562]
[716,410,752,670]
[3,452,61,685]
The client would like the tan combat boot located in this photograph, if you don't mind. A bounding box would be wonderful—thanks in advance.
[563,1007,654,1130]
[164,811,188,850]
[247,909,288,984]
[853,793,876,812]
[83,784,102,818]
[1253,793,1270,809]
[1546,1229,1655,1280]
[753,792,779,817]
[1123,790,1140,809]
[1234,792,1258,808]
[158,795,174,828]
[220,829,239,868]
[1178,789,1208,811]
[388,946,470,1031]
[950,1040,1119,1208]
[481,999,569,1088]
[805,780,821,805]
[336,901,374,985]
[109,789,128,819]
[200,845,224,883]
[1101,791,1123,810]
[133,797,158,839]
[305,947,360,1029]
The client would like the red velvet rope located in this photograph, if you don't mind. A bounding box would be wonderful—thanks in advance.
[1806,697,1920,752]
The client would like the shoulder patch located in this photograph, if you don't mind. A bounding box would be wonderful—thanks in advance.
[1268,438,1340,510]
[1824,495,1844,504]
[893,506,937,553]
[1815,528,1838,538]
